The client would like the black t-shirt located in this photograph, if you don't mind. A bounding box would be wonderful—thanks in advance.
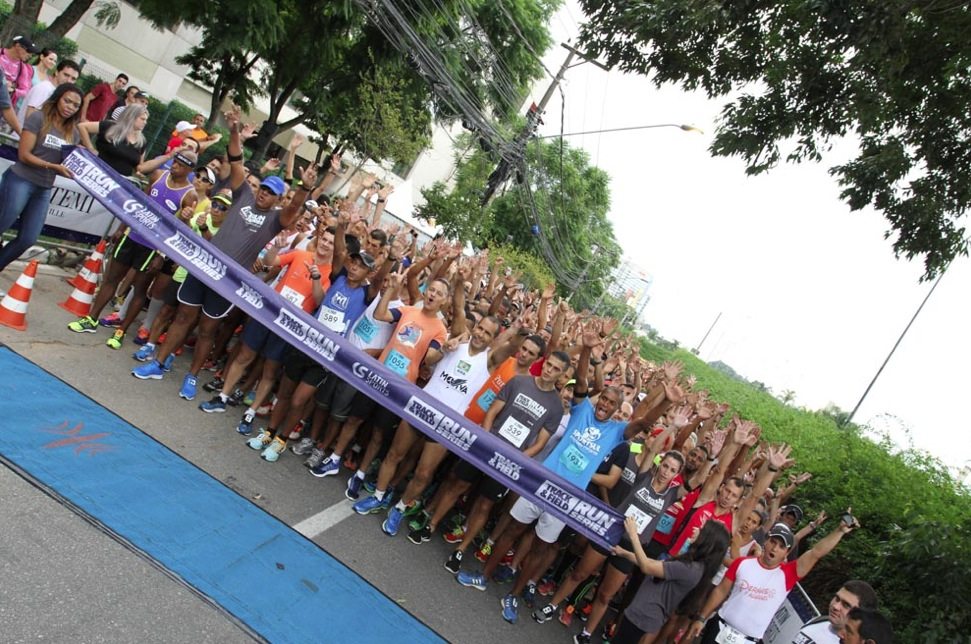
[587,441,631,496]
[95,120,144,176]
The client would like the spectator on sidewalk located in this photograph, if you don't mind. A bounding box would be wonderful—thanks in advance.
[81,73,128,122]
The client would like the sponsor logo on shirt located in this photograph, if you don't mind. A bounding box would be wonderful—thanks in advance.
[163,232,227,281]
[331,290,349,311]
[574,426,604,454]
[43,133,67,150]
[121,199,160,231]
[234,283,264,309]
[396,322,422,348]
[272,309,339,362]
[239,205,268,230]
[64,155,120,198]
[438,371,468,394]
[535,480,619,537]
[456,360,472,375]
[512,392,547,420]
[488,451,522,481]
[405,396,477,452]
[351,361,390,397]
[634,487,667,512]
[737,578,778,602]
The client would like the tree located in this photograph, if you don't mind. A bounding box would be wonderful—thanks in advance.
[0,0,44,45]
[577,0,971,280]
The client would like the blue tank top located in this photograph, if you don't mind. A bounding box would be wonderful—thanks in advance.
[314,271,369,336]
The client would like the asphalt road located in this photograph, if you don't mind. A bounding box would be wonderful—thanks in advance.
[0,263,581,644]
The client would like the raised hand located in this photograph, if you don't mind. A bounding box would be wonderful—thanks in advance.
[240,122,257,141]
[662,381,684,404]
[263,158,281,171]
[600,317,619,337]
[670,405,692,429]
[378,183,395,199]
[288,133,305,152]
[767,443,793,471]
[661,361,683,381]
[300,163,318,187]
[581,319,603,348]
[329,152,342,174]
[223,104,242,130]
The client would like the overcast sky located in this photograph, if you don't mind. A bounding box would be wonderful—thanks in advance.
[531,4,970,471]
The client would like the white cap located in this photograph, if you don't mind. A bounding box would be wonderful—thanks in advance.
[175,120,194,133]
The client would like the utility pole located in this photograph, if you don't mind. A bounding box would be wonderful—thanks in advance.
[481,44,607,205]
[693,312,722,355]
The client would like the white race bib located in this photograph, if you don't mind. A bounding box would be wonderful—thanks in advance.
[497,416,530,448]
[280,285,306,308]
[715,622,748,644]
[624,504,651,534]
[317,305,345,332]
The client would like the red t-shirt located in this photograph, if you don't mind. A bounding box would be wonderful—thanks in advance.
[86,83,116,122]
[668,498,734,556]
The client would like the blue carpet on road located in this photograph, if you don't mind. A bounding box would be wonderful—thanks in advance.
[0,345,442,643]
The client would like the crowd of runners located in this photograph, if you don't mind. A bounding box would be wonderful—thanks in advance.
[0,46,895,644]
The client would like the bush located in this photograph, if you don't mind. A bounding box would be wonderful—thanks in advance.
[0,5,78,61]
[486,243,555,292]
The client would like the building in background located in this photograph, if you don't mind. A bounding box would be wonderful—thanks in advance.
[606,257,653,323]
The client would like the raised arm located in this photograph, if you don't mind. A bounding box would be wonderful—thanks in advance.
[223,105,249,192]
[573,319,602,399]
[280,164,317,228]
[374,271,405,322]
[796,510,859,578]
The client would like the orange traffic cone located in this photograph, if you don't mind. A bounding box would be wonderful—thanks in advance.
[0,259,39,331]
[67,239,106,289]
[58,267,98,318]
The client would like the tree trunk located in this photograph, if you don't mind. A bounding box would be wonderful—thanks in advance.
[0,0,44,45]
[42,0,95,40]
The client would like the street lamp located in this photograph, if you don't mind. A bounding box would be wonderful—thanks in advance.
[537,123,703,139]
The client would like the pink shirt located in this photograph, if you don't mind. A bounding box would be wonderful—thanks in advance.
[0,49,33,105]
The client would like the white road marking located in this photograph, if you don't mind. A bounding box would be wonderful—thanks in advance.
[293,499,357,538]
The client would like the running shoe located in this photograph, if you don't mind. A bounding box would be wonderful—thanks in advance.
[474,542,493,563]
[242,390,256,406]
[99,312,121,328]
[492,565,516,584]
[132,360,165,380]
[247,429,272,450]
[602,620,617,643]
[202,358,219,372]
[574,633,592,644]
[362,479,376,494]
[345,475,364,501]
[579,603,592,623]
[352,494,391,515]
[304,447,325,468]
[290,437,314,455]
[310,458,339,478]
[408,524,432,545]
[68,316,98,333]
[255,399,274,417]
[237,411,256,436]
[134,327,150,344]
[501,594,519,624]
[199,396,227,413]
[537,578,557,597]
[456,570,486,591]
[203,377,225,393]
[443,549,463,574]
[179,374,197,401]
[288,419,305,441]
[228,388,245,407]
[523,582,538,609]
[105,329,125,350]
[408,511,430,533]
[403,500,424,518]
[382,507,404,536]
[133,343,156,362]
[161,354,174,372]
[532,603,557,624]
[559,605,575,627]
[261,438,286,462]
[500,550,515,566]
[443,525,465,544]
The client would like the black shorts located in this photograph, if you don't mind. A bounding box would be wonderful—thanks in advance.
[177,274,234,319]
[113,235,156,272]
[163,279,181,307]
[348,391,400,432]
[314,377,357,421]
[591,536,637,575]
[453,458,508,502]
[282,347,330,387]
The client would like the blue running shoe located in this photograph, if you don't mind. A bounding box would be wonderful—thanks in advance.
[522,581,538,609]
[501,594,519,624]
[261,438,286,462]
[132,360,165,380]
[161,354,175,372]
[362,479,376,494]
[237,410,256,435]
[382,506,404,536]
[353,494,390,515]
[492,564,516,584]
[179,374,197,401]
[133,343,156,362]
[310,458,340,479]
[199,396,227,413]
[456,570,487,591]
[345,475,364,501]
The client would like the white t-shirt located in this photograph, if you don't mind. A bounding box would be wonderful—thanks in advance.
[718,557,801,639]
[793,620,840,644]
[16,79,54,125]
[712,539,758,585]
[421,342,491,411]
[348,296,402,352]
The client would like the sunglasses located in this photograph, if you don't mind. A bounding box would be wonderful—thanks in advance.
[211,203,229,211]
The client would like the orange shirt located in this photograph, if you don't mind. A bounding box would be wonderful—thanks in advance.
[275,250,330,313]
[464,356,518,425]
[379,306,447,384]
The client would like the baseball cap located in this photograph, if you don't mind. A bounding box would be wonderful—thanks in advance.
[781,504,804,523]
[134,91,150,100]
[767,523,795,549]
[174,120,194,133]
[259,175,287,196]
[211,193,232,208]
[12,36,39,54]
[196,166,216,183]
[173,150,198,167]
[303,199,319,211]
[349,250,376,270]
